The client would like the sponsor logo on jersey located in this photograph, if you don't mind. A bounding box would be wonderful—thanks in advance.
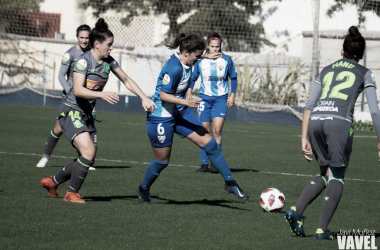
[311,116,333,120]
[208,76,224,81]
[105,64,110,74]
[318,101,335,106]
[313,106,339,112]
[63,53,70,62]
[85,79,107,90]
[371,73,376,83]
[158,135,166,143]
[218,65,224,71]
[88,68,99,72]
[76,59,87,70]
[163,74,170,85]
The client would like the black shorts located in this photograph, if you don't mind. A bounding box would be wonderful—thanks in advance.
[57,104,96,143]
[308,117,354,168]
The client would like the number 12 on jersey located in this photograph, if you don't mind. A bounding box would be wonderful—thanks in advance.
[320,71,356,101]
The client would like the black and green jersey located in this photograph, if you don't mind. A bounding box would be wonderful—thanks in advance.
[64,51,119,113]
[305,59,376,122]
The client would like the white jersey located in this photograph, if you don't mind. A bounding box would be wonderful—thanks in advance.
[192,54,237,96]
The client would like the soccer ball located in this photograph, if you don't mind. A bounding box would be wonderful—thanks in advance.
[259,188,286,212]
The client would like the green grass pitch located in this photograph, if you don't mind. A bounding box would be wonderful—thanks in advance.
[0,104,379,250]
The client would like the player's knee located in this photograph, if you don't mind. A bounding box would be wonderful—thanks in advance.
[80,145,96,161]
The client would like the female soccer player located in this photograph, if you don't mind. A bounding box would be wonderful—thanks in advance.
[186,32,237,173]
[137,33,248,205]
[41,18,156,203]
[285,26,380,240]
[36,24,92,168]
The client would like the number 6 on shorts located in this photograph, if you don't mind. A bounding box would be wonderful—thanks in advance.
[157,123,165,135]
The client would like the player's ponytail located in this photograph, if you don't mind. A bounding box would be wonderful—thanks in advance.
[343,26,365,61]
[206,32,223,54]
[165,33,205,54]
[89,18,114,49]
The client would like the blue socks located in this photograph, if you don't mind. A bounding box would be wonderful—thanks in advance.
[199,148,209,165]
[199,142,222,165]
[203,139,233,181]
[141,159,169,190]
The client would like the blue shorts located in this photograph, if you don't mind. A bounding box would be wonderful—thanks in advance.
[197,94,228,122]
[147,107,204,147]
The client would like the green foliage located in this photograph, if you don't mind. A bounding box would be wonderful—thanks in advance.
[354,120,375,132]
[326,0,380,27]
[79,0,279,52]
[236,59,307,106]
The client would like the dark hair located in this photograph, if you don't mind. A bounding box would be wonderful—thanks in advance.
[206,32,223,53]
[89,18,114,49]
[165,33,205,54]
[76,24,91,37]
[343,26,365,60]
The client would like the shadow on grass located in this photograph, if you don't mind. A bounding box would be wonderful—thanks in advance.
[230,169,259,173]
[84,195,249,210]
[50,165,131,169]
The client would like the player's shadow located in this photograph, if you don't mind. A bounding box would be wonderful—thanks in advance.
[230,169,259,173]
[50,165,131,169]
[84,195,249,210]
[261,210,286,214]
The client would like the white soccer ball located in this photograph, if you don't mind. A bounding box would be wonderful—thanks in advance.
[259,188,286,212]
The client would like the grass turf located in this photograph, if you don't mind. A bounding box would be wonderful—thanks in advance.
[0,104,379,250]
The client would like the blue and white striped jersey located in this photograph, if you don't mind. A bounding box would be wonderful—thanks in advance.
[150,53,192,118]
[192,55,237,96]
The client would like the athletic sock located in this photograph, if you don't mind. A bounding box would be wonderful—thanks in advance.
[44,130,61,155]
[68,156,93,193]
[217,143,222,151]
[199,148,209,165]
[318,180,344,231]
[295,174,329,215]
[203,138,234,181]
[141,159,169,190]
[52,159,76,186]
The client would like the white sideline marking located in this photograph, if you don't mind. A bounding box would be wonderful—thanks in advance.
[294,135,377,138]
[1,151,379,183]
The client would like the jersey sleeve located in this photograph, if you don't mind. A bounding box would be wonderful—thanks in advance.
[191,61,200,82]
[364,70,376,89]
[305,74,322,111]
[160,65,183,94]
[227,57,237,79]
[61,49,73,66]
[109,56,119,72]
[73,57,89,76]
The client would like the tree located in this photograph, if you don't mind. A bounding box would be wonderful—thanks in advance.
[80,0,279,52]
[0,0,45,34]
[326,0,380,27]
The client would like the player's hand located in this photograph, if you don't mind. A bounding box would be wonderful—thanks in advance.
[101,92,119,104]
[142,97,156,113]
[227,96,235,108]
[204,52,222,60]
[186,93,192,101]
[302,138,313,161]
[187,98,202,108]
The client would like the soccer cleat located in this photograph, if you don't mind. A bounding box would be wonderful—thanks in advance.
[41,176,59,198]
[36,155,50,168]
[316,228,336,240]
[89,167,96,170]
[285,206,306,237]
[208,163,220,174]
[196,164,209,173]
[63,191,86,203]
[224,181,249,200]
[137,186,152,205]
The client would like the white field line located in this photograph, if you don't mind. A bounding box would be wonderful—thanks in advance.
[1,151,379,183]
